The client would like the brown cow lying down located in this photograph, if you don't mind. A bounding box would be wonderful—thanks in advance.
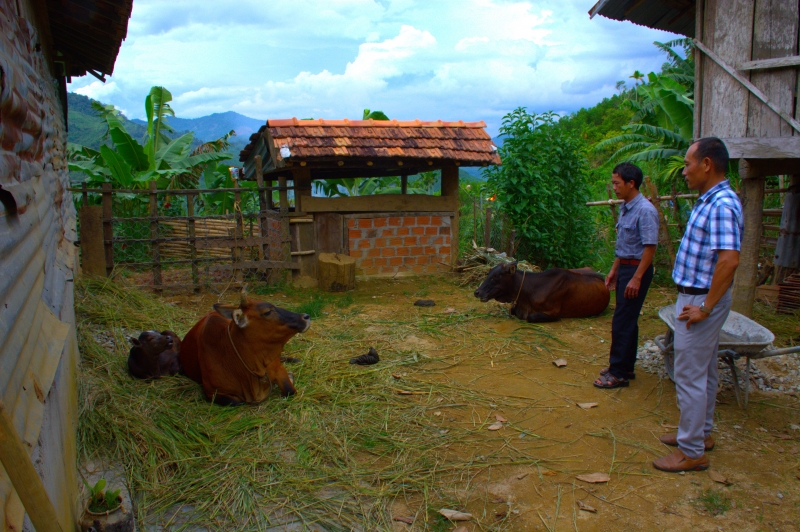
[474,262,610,323]
[128,330,182,379]
[180,291,311,406]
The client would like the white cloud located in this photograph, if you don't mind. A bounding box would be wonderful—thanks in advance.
[68,0,680,135]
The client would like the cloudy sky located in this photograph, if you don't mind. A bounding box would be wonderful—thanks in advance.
[69,0,679,135]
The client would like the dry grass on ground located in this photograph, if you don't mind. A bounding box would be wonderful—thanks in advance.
[75,275,800,531]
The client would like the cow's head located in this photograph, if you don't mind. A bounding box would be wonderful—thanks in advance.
[130,330,173,355]
[474,262,518,303]
[213,291,311,339]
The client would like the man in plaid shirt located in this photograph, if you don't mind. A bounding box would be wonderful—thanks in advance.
[653,137,742,473]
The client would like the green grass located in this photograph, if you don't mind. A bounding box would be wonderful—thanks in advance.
[697,489,731,516]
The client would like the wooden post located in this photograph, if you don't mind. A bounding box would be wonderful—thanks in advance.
[187,192,199,292]
[0,400,66,532]
[292,167,312,213]
[278,174,291,282]
[472,198,478,244]
[693,0,704,140]
[644,177,676,266]
[233,179,243,284]
[441,164,460,267]
[254,155,271,262]
[401,174,408,194]
[606,183,618,223]
[81,182,88,207]
[484,206,492,249]
[149,180,162,290]
[732,162,766,316]
[101,183,113,276]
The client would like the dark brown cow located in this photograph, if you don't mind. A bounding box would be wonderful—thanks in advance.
[128,330,182,379]
[474,263,610,323]
[180,292,310,405]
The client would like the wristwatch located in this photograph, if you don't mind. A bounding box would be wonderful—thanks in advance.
[699,302,712,314]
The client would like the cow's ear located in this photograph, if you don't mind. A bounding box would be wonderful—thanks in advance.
[507,262,517,274]
[232,309,248,328]
[213,303,236,319]
[129,337,140,346]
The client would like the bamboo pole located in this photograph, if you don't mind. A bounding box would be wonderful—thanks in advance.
[254,156,270,263]
[0,400,66,532]
[102,183,113,276]
[233,179,243,284]
[644,177,676,266]
[484,206,492,248]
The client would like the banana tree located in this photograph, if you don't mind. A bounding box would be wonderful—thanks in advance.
[68,86,232,192]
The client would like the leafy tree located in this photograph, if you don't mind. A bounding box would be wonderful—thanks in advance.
[362,108,390,120]
[483,108,594,269]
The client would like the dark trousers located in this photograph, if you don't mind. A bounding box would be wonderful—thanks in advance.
[609,263,654,379]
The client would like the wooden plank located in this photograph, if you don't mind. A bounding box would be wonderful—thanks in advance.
[723,136,800,158]
[301,194,458,213]
[101,183,113,276]
[695,39,800,135]
[209,261,300,271]
[746,0,799,138]
[441,164,460,267]
[699,0,754,138]
[693,0,705,140]
[739,55,800,70]
[315,213,344,254]
[775,175,800,275]
[0,400,66,532]
[739,158,800,178]
[149,181,162,289]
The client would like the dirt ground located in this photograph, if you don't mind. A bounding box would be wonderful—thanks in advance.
[158,274,800,531]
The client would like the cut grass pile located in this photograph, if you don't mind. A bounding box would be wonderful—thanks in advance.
[75,277,523,529]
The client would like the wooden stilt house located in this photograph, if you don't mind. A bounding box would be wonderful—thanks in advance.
[590,0,800,316]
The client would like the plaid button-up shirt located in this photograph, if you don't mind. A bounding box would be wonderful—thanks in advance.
[672,180,743,289]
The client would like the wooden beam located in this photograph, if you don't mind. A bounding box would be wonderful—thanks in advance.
[301,194,457,213]
[693,0,704,140]
[0,400,66,532]
[694,39,800,134]
[441,164,460,268]
[722,136,800,159]
[738,55,800,71]
[739,158,800,179]
[732,174,765,317]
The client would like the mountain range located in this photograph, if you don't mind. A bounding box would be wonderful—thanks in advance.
[66,92,493,178]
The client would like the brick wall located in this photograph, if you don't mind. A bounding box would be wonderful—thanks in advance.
[347,214,452,276]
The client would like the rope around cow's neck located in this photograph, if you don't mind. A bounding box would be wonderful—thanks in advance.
[227,322,265,379]
[512,270,527,307]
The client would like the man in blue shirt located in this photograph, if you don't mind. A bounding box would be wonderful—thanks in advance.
[653,137,742,473]
[594,163,659,388]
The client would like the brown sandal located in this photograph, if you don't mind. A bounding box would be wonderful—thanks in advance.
[593,372,629,389]
[600,367,636,380]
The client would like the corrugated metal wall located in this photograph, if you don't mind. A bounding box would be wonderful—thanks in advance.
[0,2,80,530]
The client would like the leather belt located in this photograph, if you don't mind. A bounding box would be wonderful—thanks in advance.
[618,258,641,266]
[677,285,710,295]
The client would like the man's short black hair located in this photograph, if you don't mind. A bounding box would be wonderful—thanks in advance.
[691,137,729,173]
[612,162,643,190]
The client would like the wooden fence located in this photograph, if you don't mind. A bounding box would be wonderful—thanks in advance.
[72,181,298,291]
[585,178,789,279]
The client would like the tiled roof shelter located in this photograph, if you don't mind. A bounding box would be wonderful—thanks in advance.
[239,118,500,180]
[237,118,500,279]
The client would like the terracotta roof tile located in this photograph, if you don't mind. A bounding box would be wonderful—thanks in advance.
[240,117,501,167]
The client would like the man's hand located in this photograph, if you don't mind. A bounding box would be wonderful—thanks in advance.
[624,277,641,299]
[605,269,617,291]
[677,305,709,328]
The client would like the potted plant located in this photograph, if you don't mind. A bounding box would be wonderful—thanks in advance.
[83,478,121,515]
[80,477,133,532]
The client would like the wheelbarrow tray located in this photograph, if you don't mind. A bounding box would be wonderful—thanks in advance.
[657,305,774,357]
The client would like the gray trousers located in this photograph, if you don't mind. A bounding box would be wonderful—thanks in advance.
[673,289,732,459]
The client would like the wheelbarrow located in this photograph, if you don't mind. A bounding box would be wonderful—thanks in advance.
[653,305,800,408]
